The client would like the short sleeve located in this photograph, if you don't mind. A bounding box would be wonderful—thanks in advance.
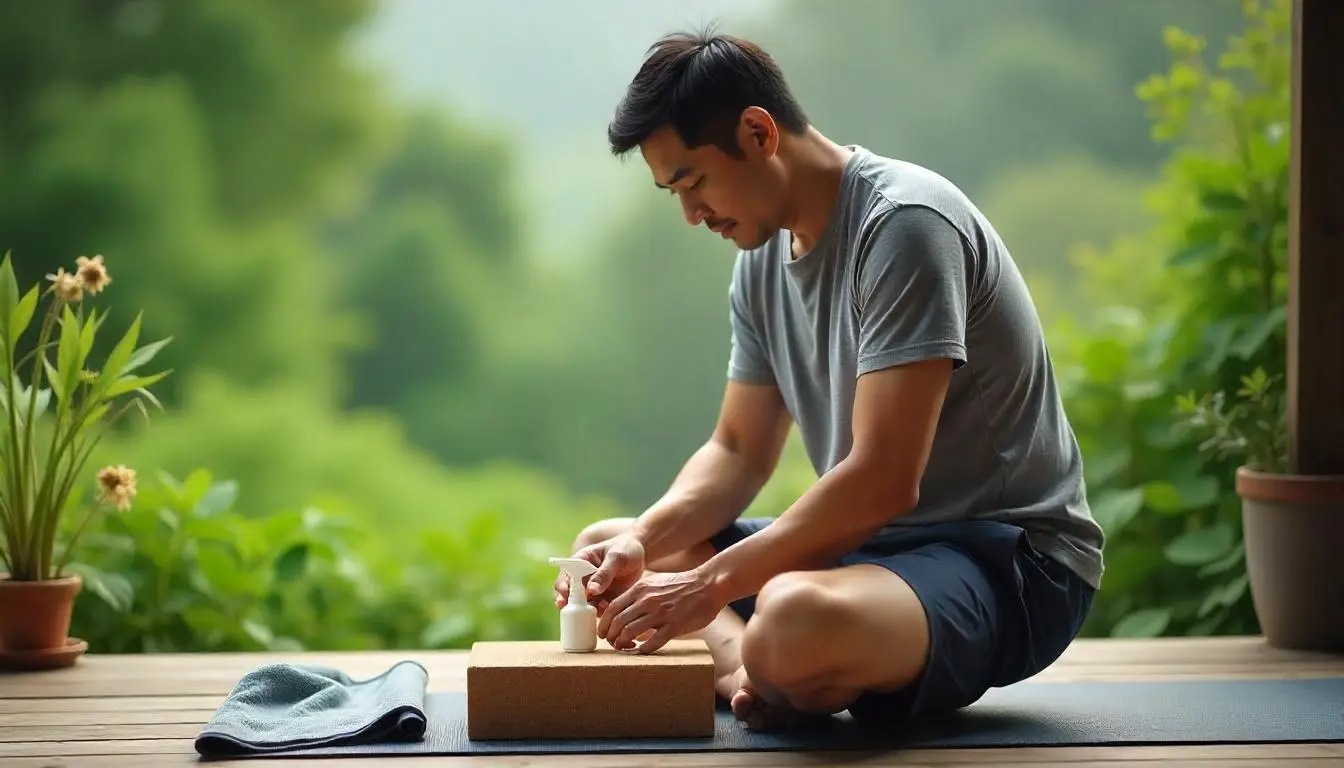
[854,205,971,376]
[727,252,775,385]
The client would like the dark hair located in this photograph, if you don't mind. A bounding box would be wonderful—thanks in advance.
[607,27,809,158]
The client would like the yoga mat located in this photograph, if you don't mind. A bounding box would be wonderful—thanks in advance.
[199,676,1344,759]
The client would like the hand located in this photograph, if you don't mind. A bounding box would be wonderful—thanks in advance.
[599,568,725,654]
[554,533,646,615]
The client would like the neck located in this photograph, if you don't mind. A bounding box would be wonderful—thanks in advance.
[776,128,853,255]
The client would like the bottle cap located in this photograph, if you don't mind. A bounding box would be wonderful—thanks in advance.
[549,557,598,607]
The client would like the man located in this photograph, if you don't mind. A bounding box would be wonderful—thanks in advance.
[554,29,1105,732]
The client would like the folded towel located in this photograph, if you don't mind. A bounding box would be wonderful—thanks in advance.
[194,659,429,757]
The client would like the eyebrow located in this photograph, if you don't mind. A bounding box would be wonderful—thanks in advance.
[655,165,693,189]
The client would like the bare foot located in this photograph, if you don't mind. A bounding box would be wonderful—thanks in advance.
[724,666,821,732]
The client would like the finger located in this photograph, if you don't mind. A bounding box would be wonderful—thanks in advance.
[554,573,570,603]
[586,550,627,598]
[602,594,647,643]
[636,625,676,654]
[599,584,639,637]
[611,612,661,650]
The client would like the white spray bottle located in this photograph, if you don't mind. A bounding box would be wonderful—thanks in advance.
[549,557,599,652]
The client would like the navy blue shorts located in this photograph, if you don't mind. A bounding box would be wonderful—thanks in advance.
[708,517,1095,727]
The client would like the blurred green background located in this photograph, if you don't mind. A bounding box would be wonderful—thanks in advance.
[1,0,1292,652]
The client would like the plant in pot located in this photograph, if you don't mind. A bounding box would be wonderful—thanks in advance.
[1176,367,1344,653]
[0,251,171,669]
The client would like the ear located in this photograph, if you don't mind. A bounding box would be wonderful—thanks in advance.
[737,106,779,157]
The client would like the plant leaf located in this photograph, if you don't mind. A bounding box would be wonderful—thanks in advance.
[122,337,172,376]
[92,311,142,398]
[1142,481,1185,514]
[65,562,135,612]
[42,357,63,401]
[194,481,238,517]
[8,286,38,350]
[1196,543,1245,577]
[1111,607,1172,638]
[103,371,170,399]
[0,252,18,373]
[1090,487,1146,533]
[274,543,310,582]
[1165,522,1236,566]
[1230,306,1287,359]
[56,303,83,401]
[1198,573,1250,618]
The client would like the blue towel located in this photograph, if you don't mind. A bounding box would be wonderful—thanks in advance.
[194,659,429,757]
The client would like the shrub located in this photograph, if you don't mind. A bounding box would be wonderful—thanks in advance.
[1054,0,1290,638]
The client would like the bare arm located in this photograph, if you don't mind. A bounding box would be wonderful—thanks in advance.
[702,358,952,603]
[629,379,791,563]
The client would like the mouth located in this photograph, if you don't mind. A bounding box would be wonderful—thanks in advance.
[708,220,737,239]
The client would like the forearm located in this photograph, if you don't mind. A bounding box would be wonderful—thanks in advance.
[630,438,771,563]
[702,455,914,604]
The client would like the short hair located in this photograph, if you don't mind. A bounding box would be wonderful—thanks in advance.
[607,27,809,158]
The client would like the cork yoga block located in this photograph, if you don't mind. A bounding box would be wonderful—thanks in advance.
[466,638,717,740]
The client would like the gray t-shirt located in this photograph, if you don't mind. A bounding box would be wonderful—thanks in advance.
[727,146,1104,589]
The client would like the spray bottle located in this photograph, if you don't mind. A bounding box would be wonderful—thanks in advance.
[549,557,599,652]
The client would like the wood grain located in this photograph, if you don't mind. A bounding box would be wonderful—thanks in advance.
[2,636,1342,765]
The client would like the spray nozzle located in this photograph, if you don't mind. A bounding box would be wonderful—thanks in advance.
[550,557,598,607]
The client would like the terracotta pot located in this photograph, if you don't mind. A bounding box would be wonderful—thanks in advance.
[0,573,82,653]
[1236,467,1344,653]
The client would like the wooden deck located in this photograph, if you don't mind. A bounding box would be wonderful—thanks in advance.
[2,635,1342,767]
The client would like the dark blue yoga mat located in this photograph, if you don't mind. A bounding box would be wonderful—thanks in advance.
[218,676,1344,758]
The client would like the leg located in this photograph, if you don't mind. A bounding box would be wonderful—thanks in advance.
[726,520,1095,730]
[729,563,930,727]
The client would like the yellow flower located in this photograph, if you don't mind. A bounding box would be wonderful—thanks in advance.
[45,267,83,303]
[97,465,138,512]
[76,254,112,294]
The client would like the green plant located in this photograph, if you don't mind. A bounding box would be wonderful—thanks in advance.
[1049,0,1291,640]
[0,252,171,581]
[69,467,572,652]
[1175,367,1287,474]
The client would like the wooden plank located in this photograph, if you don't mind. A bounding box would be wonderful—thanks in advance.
[8,637,1344,699]
[2,637,1343,764]
[0,695,223,714]
[0,723,202,742]
[2,710,216,727]
[3,743,1343,765]
[7,666,1344,703]
[1287,0,1344,473]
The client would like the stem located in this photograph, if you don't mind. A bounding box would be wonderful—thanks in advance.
[44,398,139,575]
[34,312,103,583]
[20,299,62,580]
[11,338,59,382]
[3,315,28,579]
[53,499,109,577]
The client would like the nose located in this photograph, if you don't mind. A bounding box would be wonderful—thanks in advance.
[680,194,706,226]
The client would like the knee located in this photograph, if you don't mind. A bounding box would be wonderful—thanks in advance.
[741,572,847,687]
[570,517,636,553]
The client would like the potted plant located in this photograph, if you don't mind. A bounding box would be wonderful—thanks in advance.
[0,251,171,669]
[1176,367,1344,652]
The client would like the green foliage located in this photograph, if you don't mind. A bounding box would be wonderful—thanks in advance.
[68,468,574,653]
[0,0,387,407]
[0,252,170,581]
[1051,0,1291,639]
[1175,367,1288,474]
[0,0,1283,652]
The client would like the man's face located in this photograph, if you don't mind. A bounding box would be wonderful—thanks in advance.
[638,113,785,251]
